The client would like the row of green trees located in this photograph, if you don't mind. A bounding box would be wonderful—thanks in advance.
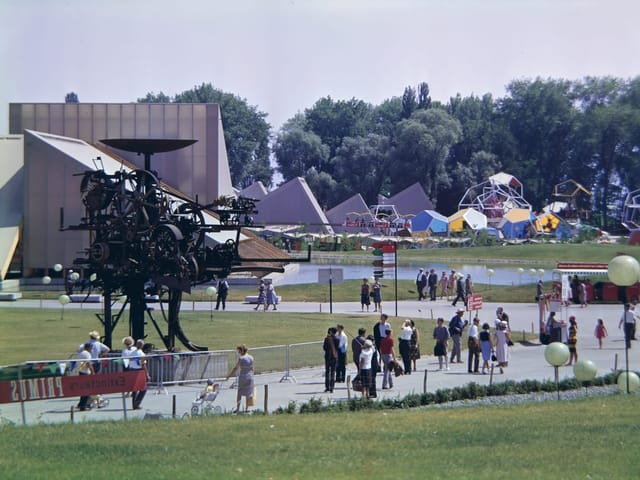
[139,77,640,231]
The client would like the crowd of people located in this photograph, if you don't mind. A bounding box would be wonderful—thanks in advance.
[414,268,474,307]
[68,330,149,411]
[321,307,516,398]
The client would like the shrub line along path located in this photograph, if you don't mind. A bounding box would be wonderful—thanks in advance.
[0,299,637,424]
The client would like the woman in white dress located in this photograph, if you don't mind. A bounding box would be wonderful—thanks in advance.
[494,321,511,374]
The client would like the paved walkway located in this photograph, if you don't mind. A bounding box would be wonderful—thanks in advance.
[1,298,637,425]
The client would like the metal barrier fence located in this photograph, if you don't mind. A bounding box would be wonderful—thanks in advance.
[2,341,325,391]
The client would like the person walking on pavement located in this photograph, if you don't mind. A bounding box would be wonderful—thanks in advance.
[467,316,481,373]
[360,278,371,312]
[351,328,366,371]
[323,327,339,393]
[83,330,110,373]
[479,322,493,374]
[129,339,149,410]
[618,303,636,349]
[428,269,438,301]
[449,308,467,364]
[373,313,391,352]
[335,324,348,383]
[215,278,229,311]
[359,339,375,399]
[398,319,413,374]
[76,342,95,411]
[451,274,466,307]
[433,318,450,370]
[439,271,449,300]
[416,268,427,301]
[379,328,396,389]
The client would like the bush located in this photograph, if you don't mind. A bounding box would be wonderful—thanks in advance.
[274,372,623,416]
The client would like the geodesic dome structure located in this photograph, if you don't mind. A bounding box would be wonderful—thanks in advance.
[551,179,592,224]
[458,172,531,225]
[622,188,640,230]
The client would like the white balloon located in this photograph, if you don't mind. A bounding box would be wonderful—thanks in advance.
[487,269,495,277]
[617,371,640,392]
[89,273,97,282]
[53,263,63,272]
[42,276,52,285]
[608,255,640,287]
[58,294,71,305]
[517,268,524,274]
[573,359,597,382]
[544,342,570,366]
[205,286,217,297]
[537,268,545,275]
[70,272,80,282]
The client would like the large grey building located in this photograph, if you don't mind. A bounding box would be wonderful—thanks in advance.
[9,102,234,203]
[0,103,283,282]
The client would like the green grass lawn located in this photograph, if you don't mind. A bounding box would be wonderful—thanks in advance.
[0,308,421,367]
[0,395,637,479]
[320,241,638,265]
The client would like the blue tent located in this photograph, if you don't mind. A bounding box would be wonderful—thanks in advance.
[411,210,448,234]
[498,209,536,239]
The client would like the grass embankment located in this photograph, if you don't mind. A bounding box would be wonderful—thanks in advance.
[1,395,637,479]
[0,308,437,366]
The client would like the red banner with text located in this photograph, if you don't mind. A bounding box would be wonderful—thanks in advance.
[0,370,147,404]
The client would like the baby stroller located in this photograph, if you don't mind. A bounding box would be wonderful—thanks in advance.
[187,380,222,417]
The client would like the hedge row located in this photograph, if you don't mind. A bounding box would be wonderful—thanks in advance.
[274,372,623,415]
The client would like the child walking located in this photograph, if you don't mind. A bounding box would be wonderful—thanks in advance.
[594,318,608,349]
[567,316,578,366]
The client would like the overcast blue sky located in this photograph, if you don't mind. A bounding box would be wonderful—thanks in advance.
[1,0,639,134]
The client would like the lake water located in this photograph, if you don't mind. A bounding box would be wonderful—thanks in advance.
[272,261,551,286]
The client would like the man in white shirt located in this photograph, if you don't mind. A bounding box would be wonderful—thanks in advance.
[467,316,481,373]
[76,343,95,411]
[619,303,636,349]
[335,324,348,383]
[129,339,149,410]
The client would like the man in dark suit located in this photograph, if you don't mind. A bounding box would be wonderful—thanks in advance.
[416,268,427,300]
[428,269,438,301]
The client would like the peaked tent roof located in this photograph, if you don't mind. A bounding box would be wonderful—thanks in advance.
[252,177,333,234]
[411,210,448,234]
[384,182,433,216]
[326,193,376,234]
[238,181,268,200]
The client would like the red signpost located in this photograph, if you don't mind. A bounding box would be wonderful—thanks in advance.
[467,294,483,312]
